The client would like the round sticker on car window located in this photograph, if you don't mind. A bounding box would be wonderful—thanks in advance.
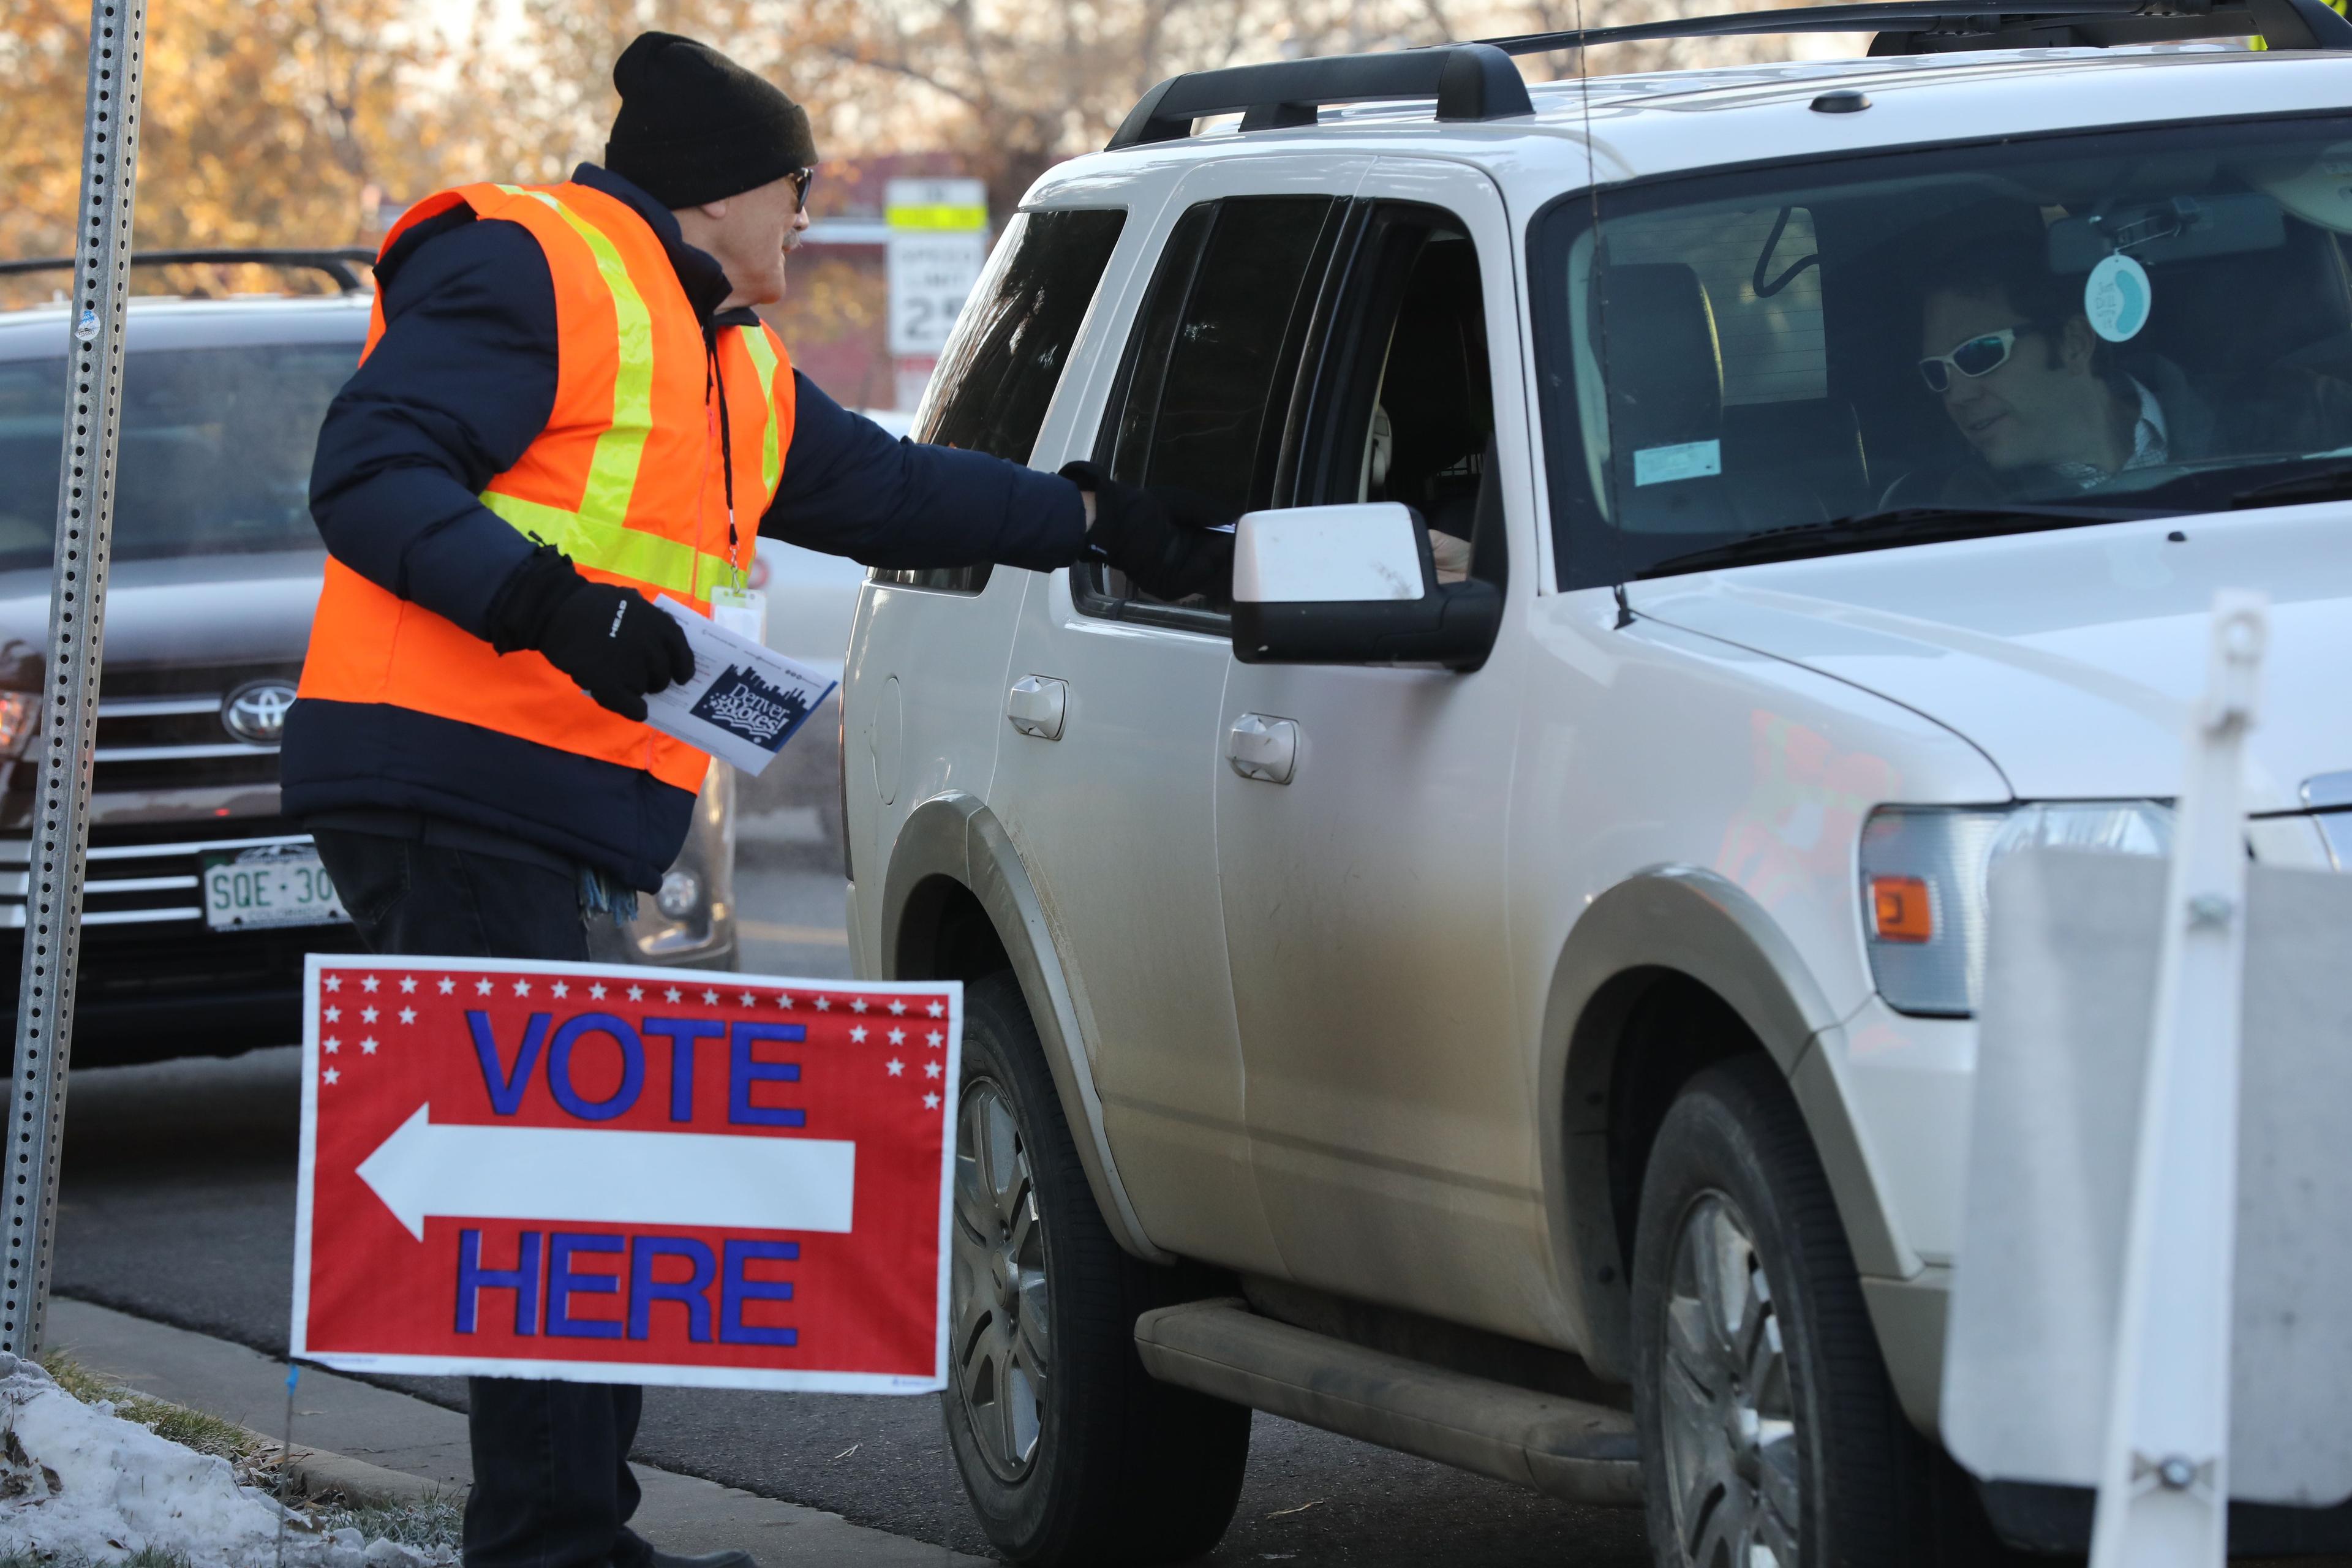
[2084,252,2152,343]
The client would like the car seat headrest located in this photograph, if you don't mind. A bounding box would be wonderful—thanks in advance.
[1595,262,1724,453]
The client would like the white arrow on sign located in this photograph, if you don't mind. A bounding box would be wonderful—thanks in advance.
[355,1104,857,1242]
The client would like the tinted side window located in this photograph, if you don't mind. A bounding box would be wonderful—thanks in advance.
[1085,195,1341,619]
[920,208,1126,459]
[875,206,1125,594]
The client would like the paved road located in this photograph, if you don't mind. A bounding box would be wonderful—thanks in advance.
[50,857,1653,1567]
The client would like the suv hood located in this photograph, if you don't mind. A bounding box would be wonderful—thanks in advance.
[0,550,323,676]
[1626,508,2352,812]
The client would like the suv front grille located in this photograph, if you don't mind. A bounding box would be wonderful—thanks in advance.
[0,818,320,930]
[88,663,298,792]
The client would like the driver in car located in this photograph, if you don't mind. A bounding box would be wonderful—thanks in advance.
[1911,233,2352,499]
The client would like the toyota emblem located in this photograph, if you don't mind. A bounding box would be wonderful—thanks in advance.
[221,680,296,746]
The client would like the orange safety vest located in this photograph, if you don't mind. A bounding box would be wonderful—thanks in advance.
[298,179,797,794]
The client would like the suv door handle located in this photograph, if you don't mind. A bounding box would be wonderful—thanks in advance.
[1006,675,1068,741]
[1227,713,1299,785]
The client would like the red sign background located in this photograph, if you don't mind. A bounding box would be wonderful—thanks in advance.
[292,956,960,1392]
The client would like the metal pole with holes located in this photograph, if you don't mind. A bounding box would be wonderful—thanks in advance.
[4,0,148,1359]
[2087,589,2268,1568]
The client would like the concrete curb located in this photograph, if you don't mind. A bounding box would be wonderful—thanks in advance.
[49,1298,989,1566]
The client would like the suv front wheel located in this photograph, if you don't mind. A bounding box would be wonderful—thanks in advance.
[1630,1056,1928,1567]
[944,972,1251,1565]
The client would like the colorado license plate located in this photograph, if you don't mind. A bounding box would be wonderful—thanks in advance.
[202,843,349,930]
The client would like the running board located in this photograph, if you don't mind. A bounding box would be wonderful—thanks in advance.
[1134,1299,1643,1506]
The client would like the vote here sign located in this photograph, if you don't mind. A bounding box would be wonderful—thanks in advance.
[291,956,961,1393]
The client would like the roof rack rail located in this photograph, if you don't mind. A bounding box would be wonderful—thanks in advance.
[0,247,377,292]
[1107,43,1531,150]
[1476,0,2352,55]
[1104,0,2350,149]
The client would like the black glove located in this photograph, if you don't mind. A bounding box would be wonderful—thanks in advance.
[1061,461,1235,604]
[487,547,695,722]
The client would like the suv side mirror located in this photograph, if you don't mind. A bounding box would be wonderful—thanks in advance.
[1230,503,1501,671]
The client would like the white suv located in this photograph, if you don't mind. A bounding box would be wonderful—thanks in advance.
[842,12,2352,1564]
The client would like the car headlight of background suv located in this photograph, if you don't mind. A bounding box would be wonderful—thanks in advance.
[1859,801,2174,1016]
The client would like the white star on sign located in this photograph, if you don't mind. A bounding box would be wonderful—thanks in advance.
[739,991,756,1007]
[925,1060,943,1079]
[850,1027,869,1044]
[628,985,644,1001]
[361,1006,379,1023]
[813,997,831,1012]
[889,1028,905,1046]
[924,1092,941,1110]
[513,979,532,997]
[323,1006,341,1023]
[703,989,720,1005]
[851,998,869,1014]
[551,981,569,999]
[476,978,494,995]
[926,1031,943,1048]
[323,976,341,992]
[775,993,793,1009]
[323,1036,340,1054]
[927,1001,944,1019]
[399,1007,417,1025]
[362,976,380,993]
[361,1038,379,1055]
[399,976,417,993]
[665,987,682,1003]
[889,1000,907,1016]
[322,1067,340,1086]
[438,978,456,995]
[886,1058,904,1076]
[590,983,607,1000]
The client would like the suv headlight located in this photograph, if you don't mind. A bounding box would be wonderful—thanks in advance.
[0,693,39,760]
[1859,801,2173,1016]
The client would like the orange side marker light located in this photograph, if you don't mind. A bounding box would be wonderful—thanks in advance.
[1871,875,1934,943]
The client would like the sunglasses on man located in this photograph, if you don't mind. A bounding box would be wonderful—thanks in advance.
[788,167,815,214]
[1918,323,2038,394]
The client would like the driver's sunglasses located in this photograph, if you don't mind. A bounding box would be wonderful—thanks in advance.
[788,167,815,214]
[1917,323,2035,394]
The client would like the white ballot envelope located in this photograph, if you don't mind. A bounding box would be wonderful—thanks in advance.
[646,596,838,776]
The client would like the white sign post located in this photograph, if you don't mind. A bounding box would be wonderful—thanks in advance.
[885,178,986,410]
[2090,590,2266,1568]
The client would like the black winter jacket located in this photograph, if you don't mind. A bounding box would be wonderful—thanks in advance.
[282,164,1085,888]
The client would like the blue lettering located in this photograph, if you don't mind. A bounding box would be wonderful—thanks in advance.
[641,1017,724,1123]
[469,1011,549,1116]
[719,1239,799,1346]
[627,1237,716,1341]
[547,1013,645,1121]
[728,1022,807,1128]
[546,1232,624,1338]
[454,1229,541,1335]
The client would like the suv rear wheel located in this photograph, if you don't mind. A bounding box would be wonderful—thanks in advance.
[944,971,1251,1565]
[1630,1055,1926,1567]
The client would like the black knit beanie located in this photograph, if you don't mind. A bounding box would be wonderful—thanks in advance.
[605,32,818,211]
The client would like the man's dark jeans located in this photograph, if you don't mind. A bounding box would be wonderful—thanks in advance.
[312,827,653,1568]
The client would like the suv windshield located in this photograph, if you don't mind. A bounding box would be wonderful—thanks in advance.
[0,342,355,571]
[1540,115,2352,584]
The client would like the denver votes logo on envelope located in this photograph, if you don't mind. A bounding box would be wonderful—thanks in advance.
[291,956,961,1393]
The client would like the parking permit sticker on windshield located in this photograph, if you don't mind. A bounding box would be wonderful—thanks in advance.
[2084,253,2152,343]
[1633,439,1722,487]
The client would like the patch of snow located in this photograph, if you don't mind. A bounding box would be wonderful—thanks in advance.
[0,1354,442,1567]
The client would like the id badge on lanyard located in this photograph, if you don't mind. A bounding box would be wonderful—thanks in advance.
[708,584,767,644]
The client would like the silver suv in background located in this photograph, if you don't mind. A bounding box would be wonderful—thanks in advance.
[0,252,738,1065]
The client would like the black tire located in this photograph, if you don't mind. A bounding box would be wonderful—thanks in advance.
[942,971,1251,1565]
[1630,1055,1932,1568]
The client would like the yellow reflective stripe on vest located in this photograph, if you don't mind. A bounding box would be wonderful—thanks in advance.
[739,325,784,494]
[478,185,735,595]
[480,491,737,600]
